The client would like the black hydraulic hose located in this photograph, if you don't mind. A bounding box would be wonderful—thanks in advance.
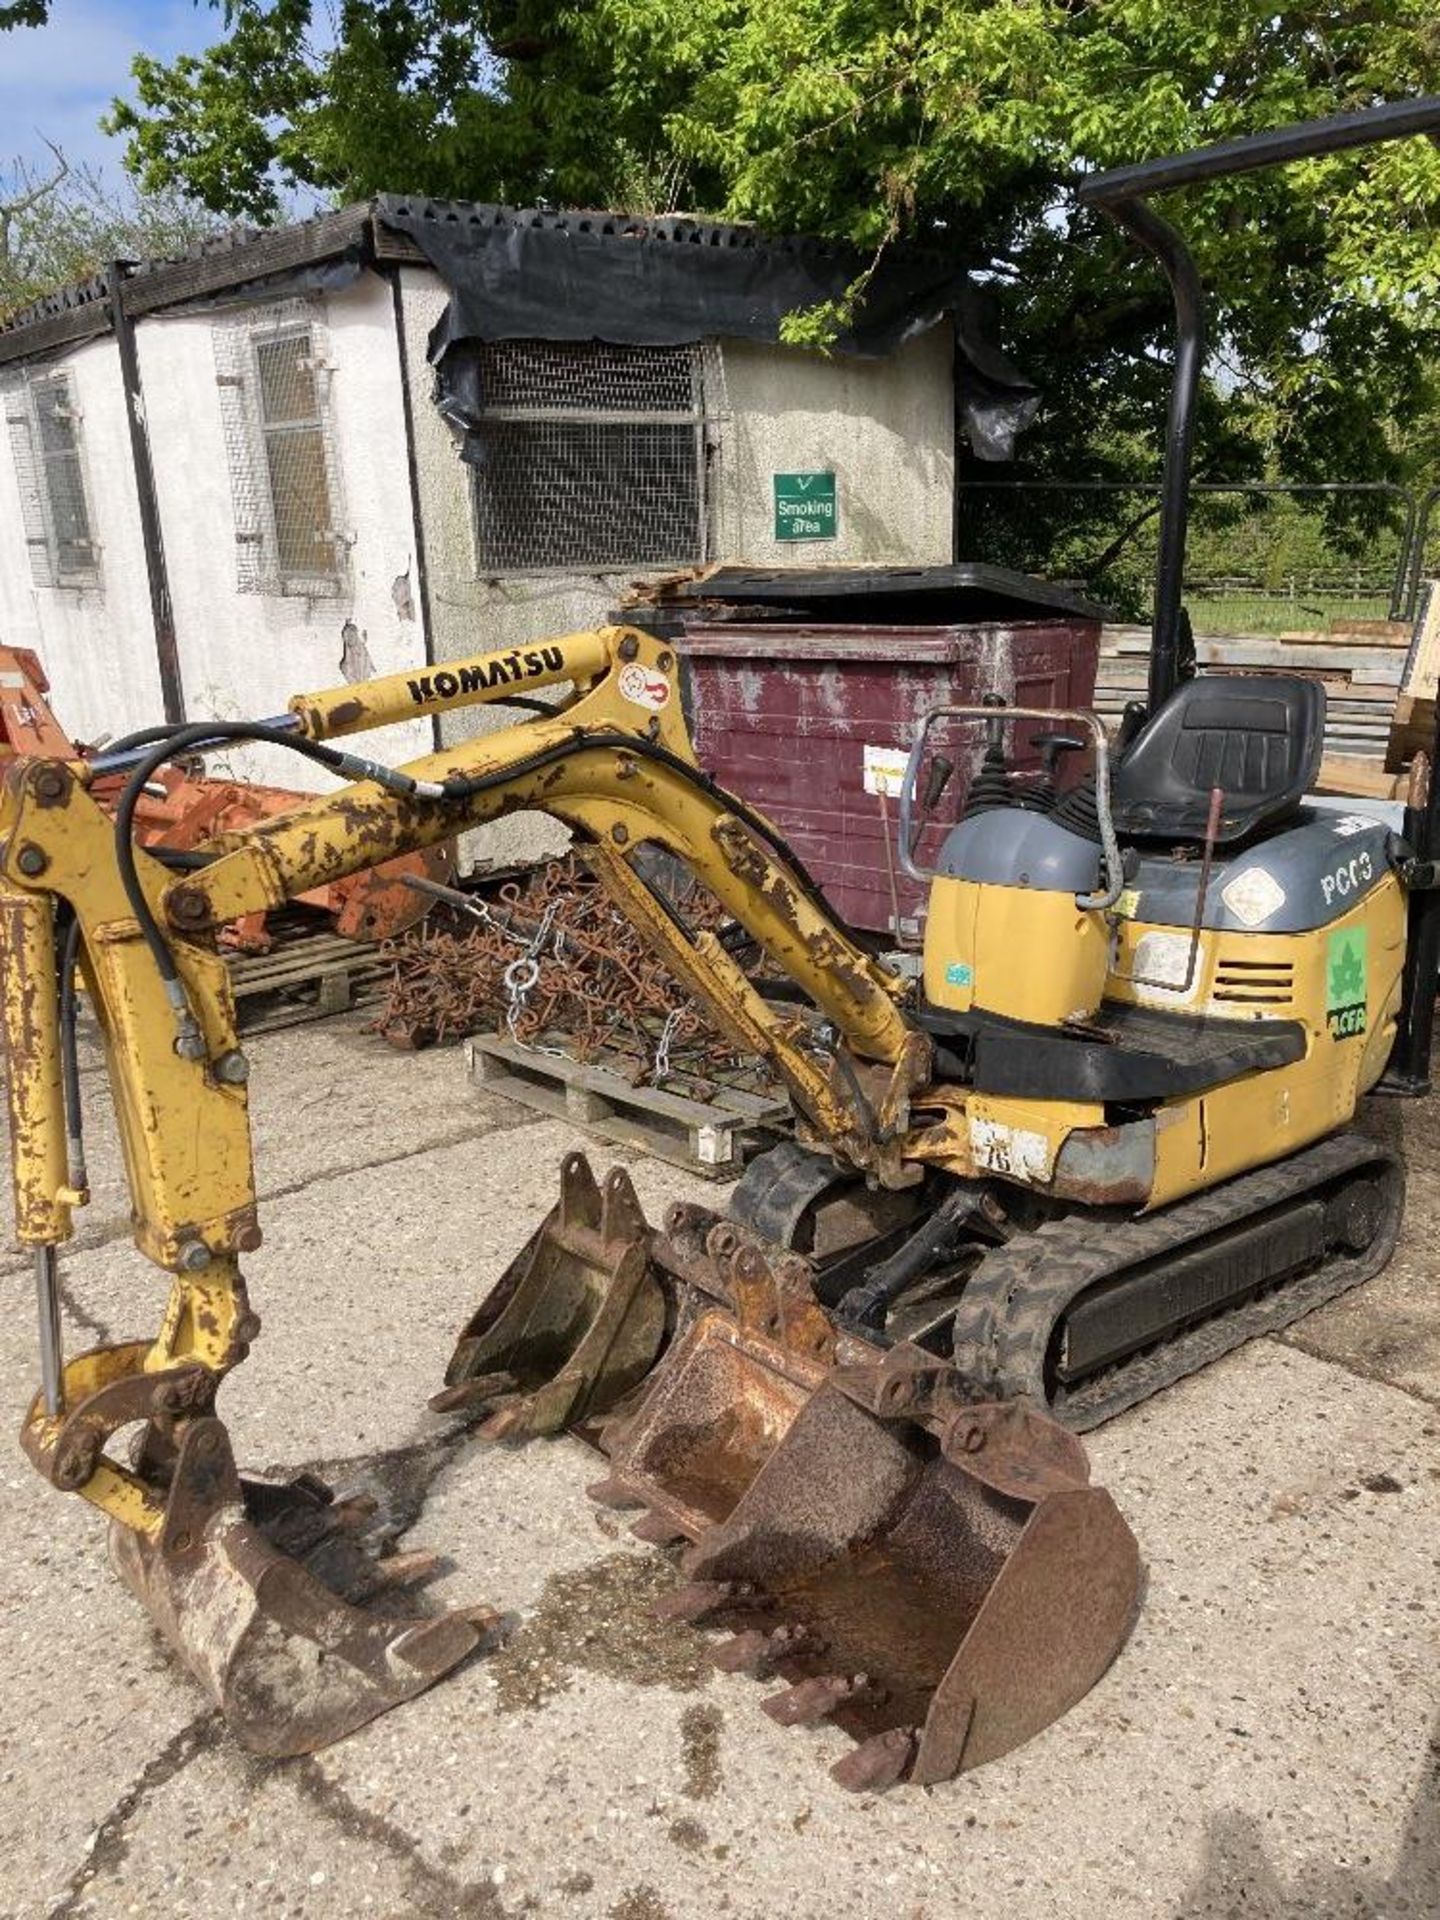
[426,729,855,940]
[115,716,885,1058]
[146,847,218,869]
[114,719,448,1053]
[57,910,86,1191]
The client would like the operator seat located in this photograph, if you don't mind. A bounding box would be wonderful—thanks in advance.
[1109,673,1326,846]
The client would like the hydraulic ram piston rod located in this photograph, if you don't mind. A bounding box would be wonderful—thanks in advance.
[34,1246,63,1416]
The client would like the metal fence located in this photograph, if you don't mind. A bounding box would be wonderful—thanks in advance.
[956,479,1424,632]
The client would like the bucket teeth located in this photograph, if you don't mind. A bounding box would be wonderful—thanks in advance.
[712,1622,824,1678]
[761,1673,885,1728]
[830,1727,918,1795]
[475,1398,528,1442]
[653,1579,764,1626]
[331,1493,381,1530]
[428,1371,519,1416]
[586,1474,646,1510]
[629,1509,689,1546]
[375,1549,444,1590]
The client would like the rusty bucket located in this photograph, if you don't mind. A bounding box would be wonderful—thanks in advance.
[433,1153,667,1439]
[437,1157,1141,1787]
[673,1373,1137,1788]
[107,1417,494,1757]
[467,1176,1141,1789]
[595,1301,1139,1789]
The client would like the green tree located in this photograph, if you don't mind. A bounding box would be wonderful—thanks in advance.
[0,144,221,318]
[8,2,1440,594]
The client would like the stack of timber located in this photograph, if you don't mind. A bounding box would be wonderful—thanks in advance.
[1386,582,1440,774]
[1096,618,1413,800]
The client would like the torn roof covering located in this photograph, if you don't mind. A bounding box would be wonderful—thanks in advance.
[0,195,1038,459]
[377,197,1039,462]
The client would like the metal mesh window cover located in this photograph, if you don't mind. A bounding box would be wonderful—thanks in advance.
[3,368,99,589]
[213,302,348,596]
[470,340,724,573]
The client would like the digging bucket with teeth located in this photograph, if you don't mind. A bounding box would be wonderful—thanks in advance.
[24,1350,494,1757]
[441,1158,1143,1787]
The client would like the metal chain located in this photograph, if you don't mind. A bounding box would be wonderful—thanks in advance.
[651,1006,683,1084]
[503,902,559,1042]
[372,853,779,1099]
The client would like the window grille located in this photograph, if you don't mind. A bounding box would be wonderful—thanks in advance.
[3,368,100,589]
[213,304,348,595]
[469,340,725,573]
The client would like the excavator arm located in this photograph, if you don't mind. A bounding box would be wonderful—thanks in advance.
[0,624,924,1533]
[0,622,1137,1776]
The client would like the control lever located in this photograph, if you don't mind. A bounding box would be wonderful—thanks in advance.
[921,755,955,813]
[1027,731,1089,812]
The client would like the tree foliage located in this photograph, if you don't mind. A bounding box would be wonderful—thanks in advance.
[0,145,221,319]
[8,2,1440,586]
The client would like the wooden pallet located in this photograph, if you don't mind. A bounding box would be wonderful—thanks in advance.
[226,929,386,1034]
[467,1033,790,1177]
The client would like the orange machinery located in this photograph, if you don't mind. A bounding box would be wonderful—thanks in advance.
[0,646,448,950]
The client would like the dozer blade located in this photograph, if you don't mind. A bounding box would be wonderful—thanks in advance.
[108,1416,495,1758]
[434,1152,666,1438]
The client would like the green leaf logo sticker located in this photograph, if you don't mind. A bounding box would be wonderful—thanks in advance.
[1326,927,1368,1039]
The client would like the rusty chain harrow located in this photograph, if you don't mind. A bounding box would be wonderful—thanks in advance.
[373,854,776,1098]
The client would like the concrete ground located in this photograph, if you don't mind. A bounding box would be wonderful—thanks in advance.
[1,1014,1438,1920]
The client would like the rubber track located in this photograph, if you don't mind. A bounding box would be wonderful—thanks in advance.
[948,1132,1403,1433]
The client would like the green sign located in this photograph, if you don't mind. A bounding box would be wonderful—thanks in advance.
[1326,926,1368,1039]
[774,471,838,541]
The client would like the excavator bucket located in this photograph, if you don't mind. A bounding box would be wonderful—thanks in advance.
[433,1152,668,1439]
[106,1415,496,1758]
[441,1161,1142,1787]
[649,1367,1139,1788]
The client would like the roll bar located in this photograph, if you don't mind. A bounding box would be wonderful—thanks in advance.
[1077,95,1440,719]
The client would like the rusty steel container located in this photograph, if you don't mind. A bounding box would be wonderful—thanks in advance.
[623,566,1107,940]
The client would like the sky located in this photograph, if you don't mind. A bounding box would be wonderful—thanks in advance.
[1,0,224,185]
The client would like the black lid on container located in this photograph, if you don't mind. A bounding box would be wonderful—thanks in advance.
[615,563,1111,631]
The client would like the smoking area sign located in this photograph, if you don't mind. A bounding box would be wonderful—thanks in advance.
[773,471,838,541]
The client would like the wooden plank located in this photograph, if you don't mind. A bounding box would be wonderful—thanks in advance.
[1387,694,1437,773]
[1401,582,1440,704]
[1316,756,1406,799]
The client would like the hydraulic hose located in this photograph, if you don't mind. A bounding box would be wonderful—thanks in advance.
[115,715,888,1060]
[114,719,449,1056]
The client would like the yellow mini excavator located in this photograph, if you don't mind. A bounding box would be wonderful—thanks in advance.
[4,99,1439,1792]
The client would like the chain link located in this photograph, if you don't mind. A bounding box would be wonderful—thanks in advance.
[373,853,779,1100]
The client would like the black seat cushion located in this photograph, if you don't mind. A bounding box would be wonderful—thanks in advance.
[1110,674,1326,845]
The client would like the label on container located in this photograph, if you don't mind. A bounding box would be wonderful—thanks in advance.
[863,744,909,797]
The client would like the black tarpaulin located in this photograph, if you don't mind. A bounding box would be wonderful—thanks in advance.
[376,197,1039,461]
